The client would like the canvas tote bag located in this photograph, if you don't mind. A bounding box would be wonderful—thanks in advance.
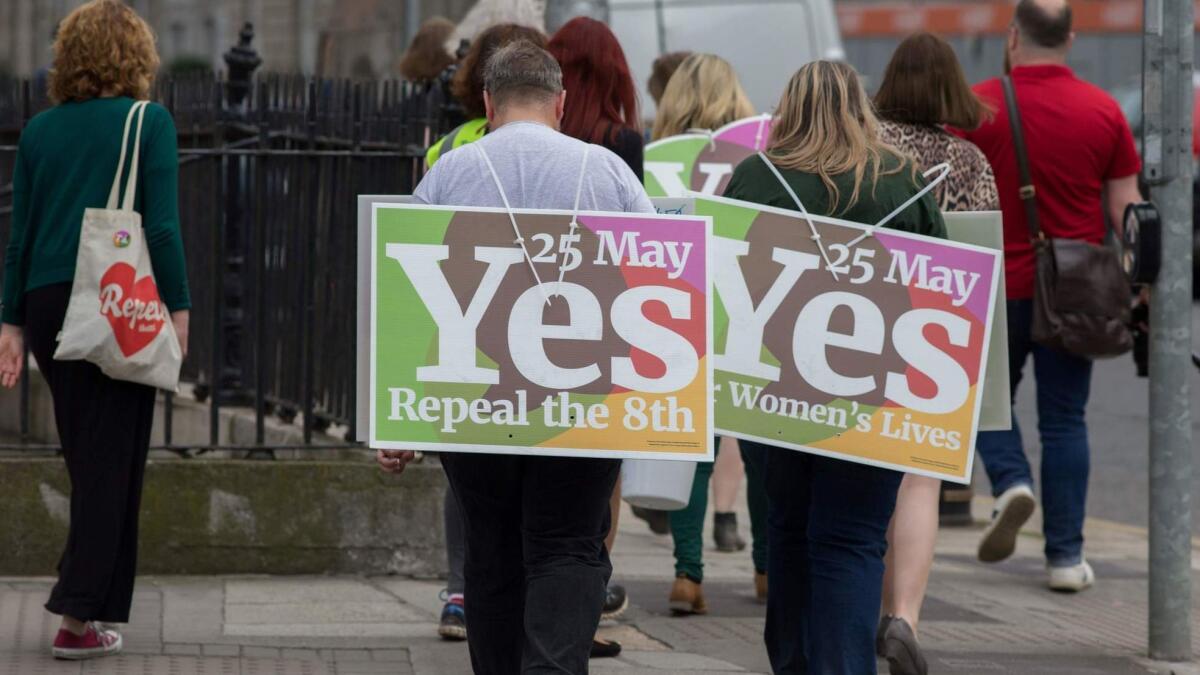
[53,100,183,391]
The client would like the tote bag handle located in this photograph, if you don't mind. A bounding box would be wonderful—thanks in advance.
[105,100,150,212]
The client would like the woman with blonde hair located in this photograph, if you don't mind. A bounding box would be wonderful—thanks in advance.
[645,53,770,618]
[0,0,189,660]
[652,52,754,140]
[724,61,944,675]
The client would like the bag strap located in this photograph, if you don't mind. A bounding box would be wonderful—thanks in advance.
[1001,77,1041,240]
[106,100,150,212]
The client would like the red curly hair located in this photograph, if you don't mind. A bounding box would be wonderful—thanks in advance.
[547,17,639,144]
[49,0,160,104]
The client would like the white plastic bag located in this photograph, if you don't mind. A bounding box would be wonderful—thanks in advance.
[53,100,182,391]
[621,459,698,511]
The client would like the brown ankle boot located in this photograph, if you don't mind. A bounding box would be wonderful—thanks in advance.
[669,575,708,615]
[754,571,768,602]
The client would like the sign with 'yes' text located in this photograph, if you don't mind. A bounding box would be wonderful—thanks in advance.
[644,115,773,198]
[368,203,714,461]
[694,195,1002,483]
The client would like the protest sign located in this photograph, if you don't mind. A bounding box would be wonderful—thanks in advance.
[357,195,411,440]
[693,195,1002,482]
[644,115,773,197]
[653,199,1013,433]
[943,211,1011,432]
[367,202,714,460]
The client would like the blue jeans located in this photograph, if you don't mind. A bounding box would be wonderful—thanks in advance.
[976,299,1093,566]
[752,441,902,675]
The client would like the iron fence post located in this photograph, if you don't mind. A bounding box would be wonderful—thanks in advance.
[217,23,263,405]
[1142,0,1194,661]
[0,66,444,453]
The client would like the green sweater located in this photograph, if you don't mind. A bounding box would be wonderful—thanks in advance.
[2,97,191,325]
[723,152,947,239]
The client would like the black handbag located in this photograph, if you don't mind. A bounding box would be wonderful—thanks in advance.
[1002,76,1132,359]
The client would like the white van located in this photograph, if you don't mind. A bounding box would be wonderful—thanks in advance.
[607,0,845,117]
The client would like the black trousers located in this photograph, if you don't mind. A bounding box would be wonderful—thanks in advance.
[441,452,620,675]
[25,283,157,624]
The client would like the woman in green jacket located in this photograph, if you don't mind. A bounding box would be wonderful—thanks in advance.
[0,0,189,660]
[723,60,944,675]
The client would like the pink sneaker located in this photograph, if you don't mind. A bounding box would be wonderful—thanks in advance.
[51,623,123,660]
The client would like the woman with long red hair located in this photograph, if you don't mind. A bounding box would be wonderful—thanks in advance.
[548,17,643,180]
[547,17,643,660]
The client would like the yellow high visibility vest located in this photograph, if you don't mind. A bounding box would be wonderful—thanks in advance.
[425,118,488,168]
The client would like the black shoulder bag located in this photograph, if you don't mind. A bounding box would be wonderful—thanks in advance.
[1002,76,1132,358]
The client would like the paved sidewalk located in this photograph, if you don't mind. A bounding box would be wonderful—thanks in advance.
[2,497,1199,675]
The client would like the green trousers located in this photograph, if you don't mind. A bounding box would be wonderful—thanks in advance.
[670,440,769,581]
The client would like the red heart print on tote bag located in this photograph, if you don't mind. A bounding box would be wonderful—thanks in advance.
[99,262,168,357]
[54,100,182,390]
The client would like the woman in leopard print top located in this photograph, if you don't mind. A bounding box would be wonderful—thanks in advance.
[876,33,999,213]
[878,119,999,212]
[870,31,999,675]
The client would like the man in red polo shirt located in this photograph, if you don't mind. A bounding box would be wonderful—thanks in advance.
[957,0,1141,592]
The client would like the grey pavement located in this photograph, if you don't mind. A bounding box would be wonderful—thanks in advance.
[3,495,1200,675]
[0,305,1196,674]
[1008,303,1200,533]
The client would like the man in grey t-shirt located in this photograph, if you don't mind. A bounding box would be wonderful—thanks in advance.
[413,89,651,214]
[381,40,652,675]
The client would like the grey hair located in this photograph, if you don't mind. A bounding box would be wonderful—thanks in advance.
[482,39,563,108]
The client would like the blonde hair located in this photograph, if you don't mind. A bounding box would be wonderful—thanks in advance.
[651,54,755,140]
[768,61,910,213]
[49,0,160,104]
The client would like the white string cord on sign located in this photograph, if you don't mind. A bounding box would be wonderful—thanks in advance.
[844,162,952,248]
[474,143,553,306]
[554,145,590,292]
[753,114,771,151]
[757,152,840,281]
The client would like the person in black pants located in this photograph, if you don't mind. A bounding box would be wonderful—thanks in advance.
[378,40,655,673]
[0,0,190,661]
[441,454,619,671]
[723,60,944,674]
[26,284,158,623]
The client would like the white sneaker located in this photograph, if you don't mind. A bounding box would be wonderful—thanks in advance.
[977,484,1037,563]
[1048,559,1095,592]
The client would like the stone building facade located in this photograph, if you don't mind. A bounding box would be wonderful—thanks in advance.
[0,0,479,79]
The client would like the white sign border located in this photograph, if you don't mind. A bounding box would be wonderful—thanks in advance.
[369,201,716,462]
[691,192,1002,484]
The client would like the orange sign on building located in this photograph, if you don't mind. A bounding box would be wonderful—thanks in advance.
[836,0,1183,37]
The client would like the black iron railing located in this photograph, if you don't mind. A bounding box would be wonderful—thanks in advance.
[0,64,459,452]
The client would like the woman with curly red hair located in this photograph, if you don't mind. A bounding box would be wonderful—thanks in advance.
[0,0,189,660]
[548,17,643,180]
